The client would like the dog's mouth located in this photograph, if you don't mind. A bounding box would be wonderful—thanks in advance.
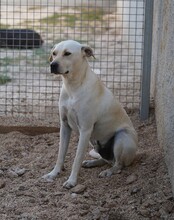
[51,70,69,75]
[64,70,69,74]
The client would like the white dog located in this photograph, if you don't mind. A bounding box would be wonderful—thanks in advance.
[42,40,138,189]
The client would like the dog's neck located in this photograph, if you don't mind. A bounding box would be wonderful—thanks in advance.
[62,59,91,96]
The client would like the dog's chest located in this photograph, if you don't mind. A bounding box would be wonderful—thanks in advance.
[68,109,79,131]
[61,101,79,131]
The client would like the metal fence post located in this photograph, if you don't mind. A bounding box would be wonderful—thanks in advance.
[140,0,154,120]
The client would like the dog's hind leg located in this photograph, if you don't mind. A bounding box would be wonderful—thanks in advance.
[98,139,123,177]
[99,162,122,177]
[99,130,137,178]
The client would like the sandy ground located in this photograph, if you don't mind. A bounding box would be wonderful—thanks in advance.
[0,112,174,220]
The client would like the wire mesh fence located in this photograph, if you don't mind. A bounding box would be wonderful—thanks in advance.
[0,0,144,122]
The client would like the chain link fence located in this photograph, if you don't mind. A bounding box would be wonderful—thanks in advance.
[0,0,145,122]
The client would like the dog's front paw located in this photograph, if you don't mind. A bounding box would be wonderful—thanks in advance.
[63,179,77,189]
[41,171,59,182]
[99,169,113,178]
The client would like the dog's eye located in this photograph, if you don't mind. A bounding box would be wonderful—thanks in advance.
[64,51,71,56]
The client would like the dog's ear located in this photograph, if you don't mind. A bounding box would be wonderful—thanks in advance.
[81,45,95,58]
[48,45,56,63]
[48,54,53,63]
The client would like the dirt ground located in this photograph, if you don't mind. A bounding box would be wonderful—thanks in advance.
[0,111,174,220]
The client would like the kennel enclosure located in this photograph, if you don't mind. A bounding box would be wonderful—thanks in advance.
[0,0,153,122]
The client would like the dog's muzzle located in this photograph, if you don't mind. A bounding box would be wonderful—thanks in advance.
[50,61,69,75]
[50,61,59,74]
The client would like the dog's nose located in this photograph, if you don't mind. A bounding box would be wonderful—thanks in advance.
[50,61,59,74]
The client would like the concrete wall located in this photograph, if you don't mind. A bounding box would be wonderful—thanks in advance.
[152,0,174,194]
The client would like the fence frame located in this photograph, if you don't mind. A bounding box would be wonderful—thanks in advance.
[140,0,154,120]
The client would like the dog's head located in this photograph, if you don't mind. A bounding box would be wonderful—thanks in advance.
[49,40,94,75]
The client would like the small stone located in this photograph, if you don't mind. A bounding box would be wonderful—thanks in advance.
[20,213,36,219]
[92,208,101,220]
[128,200,135,204]
[14,168,26,176]
[68,214,79,220]
[106,203,116,208]
[71,184,87,194]
[47,141,54,146]
[80,204,90,216]
[111,194,119,199]
[7,169,18,178]
[54,191,64,196]
[83,192,90,198]
[131,187,141,194]
[18,185,27,191]
[143,199,155,207]
[0,180,6,189]
[141,162,146,166]
[139,208,150,217]
[71,193,77,199]
[126,174,137,184]
[28,198,36,203]
[80,210,89,216]
[159,208,167,217]
[0,170,4,177]
[43,197,49,203]
[153,211,161,218]
[81,204,90,210]
[163,202,174,213]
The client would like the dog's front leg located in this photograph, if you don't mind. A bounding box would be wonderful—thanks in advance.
[42,122,71,182]
[63,128,92,189]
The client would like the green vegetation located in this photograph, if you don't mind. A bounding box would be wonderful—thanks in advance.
[25,48,50,66]
[0,23,10,29]
[40,13,76,27]
[0,56,24,67]
[28,6,43,11]
[0,6,106,84]
[0,57,14,66]
[81,8,104,21]
[40,13,62,24]
[40,8,105,27]
[0,74,11,85]
[34,47,48,58]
